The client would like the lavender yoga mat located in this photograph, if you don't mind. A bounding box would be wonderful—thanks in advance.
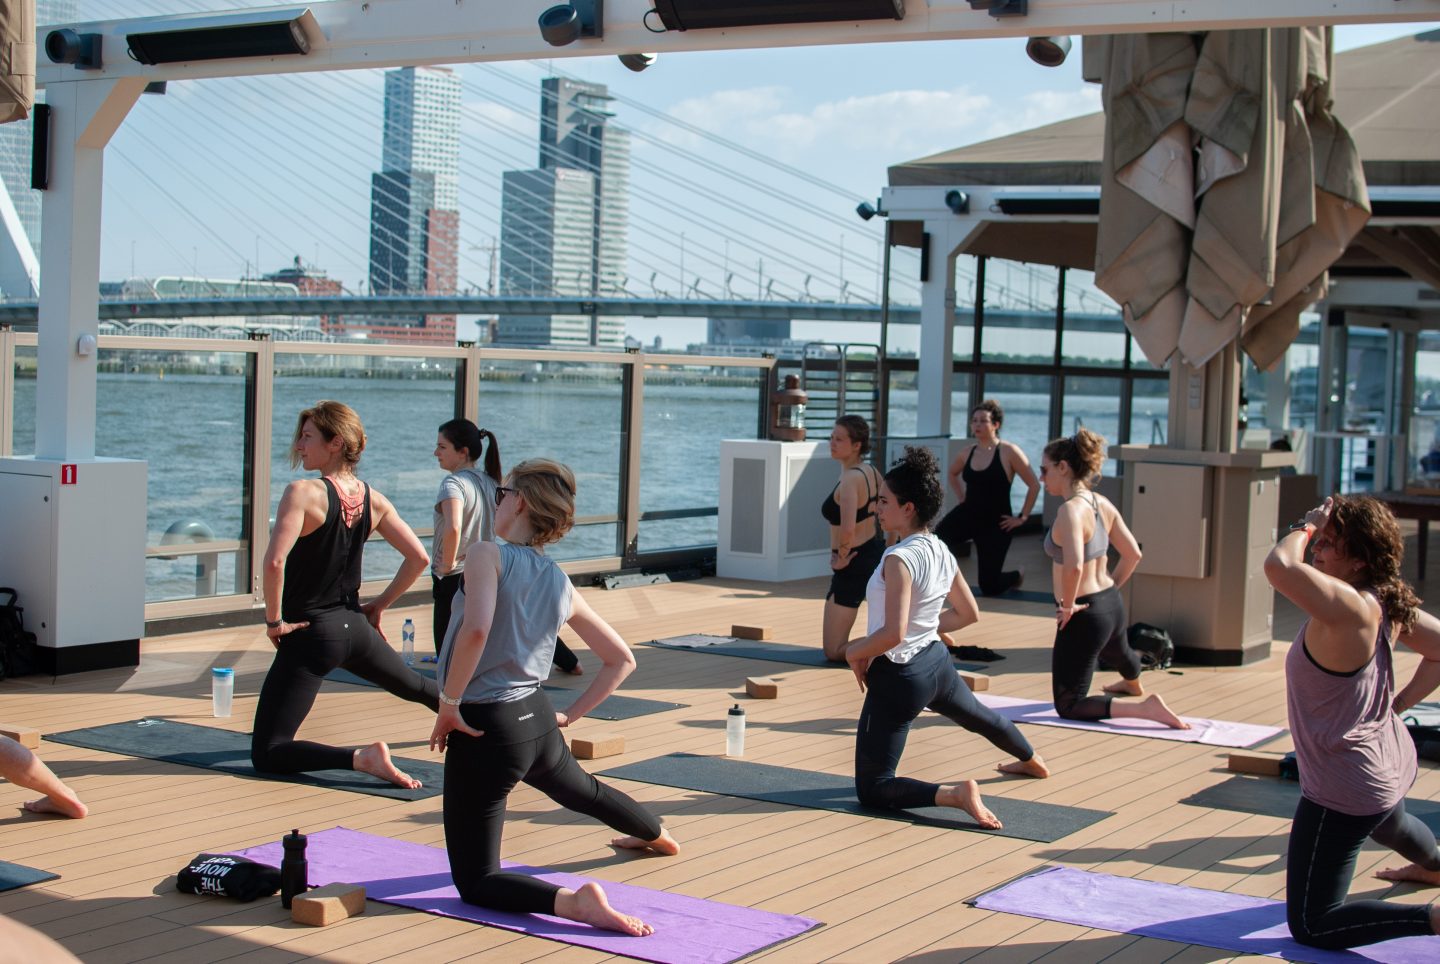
[975,693,1283,748]
[235,827,818,964]
[973,865,1437,963]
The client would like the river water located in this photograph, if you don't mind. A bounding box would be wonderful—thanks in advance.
[8,366,1159,601]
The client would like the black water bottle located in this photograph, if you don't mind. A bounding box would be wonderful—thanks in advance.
[280,828,308,908]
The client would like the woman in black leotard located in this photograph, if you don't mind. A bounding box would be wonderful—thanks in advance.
[1041,429,1185,729]
[253,401,439,789]
[822,416,885,662]
[934,400,1040,596]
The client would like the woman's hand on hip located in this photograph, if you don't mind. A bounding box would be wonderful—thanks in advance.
[429,702,483,752]
[265,620,310,648]
[1056,602,1088,629]
[846,652,871,693]
[998,515,1023,532]
[830,547,856,571]
[359,601,386,638]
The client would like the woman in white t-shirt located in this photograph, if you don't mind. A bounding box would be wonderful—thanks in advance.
[845,447,1049,830]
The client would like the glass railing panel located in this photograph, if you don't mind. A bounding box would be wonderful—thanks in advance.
[95,347,253,603]
[1062,270,1125,368]
[10,345,35,455]
[982,260,1058,363]
[639,362,764,552]
[1062,374,1122,477]
[270,353,462,584]
[1130,376,1170,448]
[476,357,624,563]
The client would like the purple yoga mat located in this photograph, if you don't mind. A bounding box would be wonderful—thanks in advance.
[974,865,1437,963]
[235,827,818,964]
[975,693,1283,747]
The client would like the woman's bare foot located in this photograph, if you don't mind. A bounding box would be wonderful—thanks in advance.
[611,825,680,856]
[997,754,1050,779]
[937,780,1003,829]
[556,882,653,936]
[1375,862,1440,885]
[566,664,584,675]
[354,742,421,789]
[22,794,87,819]
[1103,677,1143,697]
[1137,694,1189,730]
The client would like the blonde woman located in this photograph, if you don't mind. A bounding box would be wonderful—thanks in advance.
[252,401,438,789]
[431,459,678,936]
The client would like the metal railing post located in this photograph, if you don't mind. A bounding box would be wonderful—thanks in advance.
[247,333,275,600]
[460,340,481,422]
[0,324,13,457]
[617,350,644,567]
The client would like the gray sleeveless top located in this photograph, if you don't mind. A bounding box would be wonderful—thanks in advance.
[437,542,574,704]
[1285,602,1416,816]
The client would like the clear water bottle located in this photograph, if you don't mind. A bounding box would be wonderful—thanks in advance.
[402,618,415,665]
[726,703,746,757]
[211,667,233,717]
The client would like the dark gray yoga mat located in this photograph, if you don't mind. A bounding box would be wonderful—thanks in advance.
[645,635,986,673]
[0,861,57,892]
[46,718,442,801]
[972,587,1055,605]
[601,752,1111,842]
[1182,775,1440,832]
[324,667,686,721]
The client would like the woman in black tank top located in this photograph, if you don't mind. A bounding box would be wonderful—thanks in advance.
[252,401,439,789]
[821,416,886,662]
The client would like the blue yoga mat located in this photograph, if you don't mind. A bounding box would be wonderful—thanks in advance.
[0,860,57,892]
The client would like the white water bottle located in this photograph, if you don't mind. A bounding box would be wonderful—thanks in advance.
[726,704,746,757]
[402,619,415,665]
[211,667,234,717]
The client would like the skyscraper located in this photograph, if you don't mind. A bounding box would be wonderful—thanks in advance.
[365,66,461,343]
[0,0,78,292]
[497,78,630,348]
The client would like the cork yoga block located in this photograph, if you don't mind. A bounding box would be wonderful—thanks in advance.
[958,672,989,692]
[0,725,40,749]
[572,733,625,760]
[291,883,366,926]
[745,677,779,699]
[1227,751,1287,777]
[731,624,771,640]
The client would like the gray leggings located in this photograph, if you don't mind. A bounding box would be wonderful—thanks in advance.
[1287,794,1439,949]
[855,640,1034,810]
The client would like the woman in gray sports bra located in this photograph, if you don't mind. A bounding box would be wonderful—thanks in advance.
[1041,429,1187,729]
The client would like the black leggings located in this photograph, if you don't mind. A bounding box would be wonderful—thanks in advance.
[1287,794,1439,949]
[434,571,579,671]
[251,609,438,773]
[443,693,662,914]
[935,506,1019,596]
[1051,587,1140,722]
[855,640,1035,810]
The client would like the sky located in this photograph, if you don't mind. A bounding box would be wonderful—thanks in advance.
[64,4,1431,350]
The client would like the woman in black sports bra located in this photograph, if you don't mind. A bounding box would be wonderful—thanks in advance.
[934,400,1040,597]
[253,401,439,788]
[821,416,886,662]
[1041,429,1186,729]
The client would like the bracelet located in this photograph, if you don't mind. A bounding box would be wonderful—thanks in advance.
[438,692,463,706]
[265,619,282,629]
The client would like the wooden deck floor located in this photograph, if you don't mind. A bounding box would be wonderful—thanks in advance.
[3,529,1439,963]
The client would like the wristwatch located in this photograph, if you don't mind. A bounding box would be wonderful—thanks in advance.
[1288,519,1314,532]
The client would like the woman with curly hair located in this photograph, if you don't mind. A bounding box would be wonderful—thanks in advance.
[431,459,678,937]
[845,447,1049,832]
[1042,429,1186,728]
[1265,494,1440,949]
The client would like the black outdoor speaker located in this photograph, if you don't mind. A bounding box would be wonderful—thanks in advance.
[653,0,903,31]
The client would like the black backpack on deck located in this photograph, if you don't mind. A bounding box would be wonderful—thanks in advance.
[0,587,40,680]
[1126,622,1175,671]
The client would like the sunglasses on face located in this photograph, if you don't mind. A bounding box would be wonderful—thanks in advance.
[494,486,514,507]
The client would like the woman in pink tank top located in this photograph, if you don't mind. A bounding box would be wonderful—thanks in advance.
[1265,494,1440,950]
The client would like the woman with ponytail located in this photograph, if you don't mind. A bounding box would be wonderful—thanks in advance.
[845,447,1049,833]
[1265,495,1440,949]
[1041,429,1187,729]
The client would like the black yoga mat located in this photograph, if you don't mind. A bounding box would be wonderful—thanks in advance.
[46,719,442,801]
[972,587,1055,605]
[1181,775,1440,832]
[601,752,1111,843]
[324,667,686,722]
[0,861,57,892]
[644,635,986,674]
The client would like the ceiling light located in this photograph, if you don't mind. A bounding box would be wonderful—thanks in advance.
[539,0,604,47]
[1026,36,1071,67]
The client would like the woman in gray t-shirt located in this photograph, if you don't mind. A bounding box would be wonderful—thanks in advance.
[431,419,500,656]
[429,458,679,936]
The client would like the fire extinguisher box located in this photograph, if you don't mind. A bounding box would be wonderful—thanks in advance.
[718,439,832,582]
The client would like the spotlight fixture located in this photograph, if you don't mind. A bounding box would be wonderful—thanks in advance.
[969,0,1027,16]
[618,52,657,72]
[44,29,103,70]
[944,190,970,215]
[654,0,902,31]
[143,81,168,94]
[539,0,604,47]
[856,201,879,221]
[1026,36,1071,67]
[126,10,314,65]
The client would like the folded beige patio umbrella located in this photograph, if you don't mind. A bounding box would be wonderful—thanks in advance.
[0,0,35,124]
